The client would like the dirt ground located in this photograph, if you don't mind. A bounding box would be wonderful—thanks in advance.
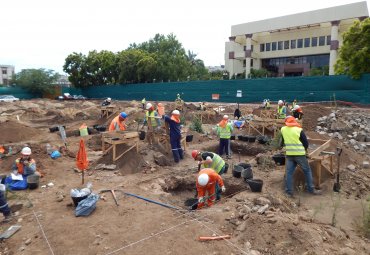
[0,99,369,255]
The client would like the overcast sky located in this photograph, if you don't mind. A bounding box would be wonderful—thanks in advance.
[1,0,368,74]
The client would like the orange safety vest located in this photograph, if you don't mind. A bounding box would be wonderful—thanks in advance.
[157,104,165,116]
[196,168,224,197]
[109,116,126,131]
[15,158,36,175]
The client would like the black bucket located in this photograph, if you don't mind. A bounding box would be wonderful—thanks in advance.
[272,154,286,165]
[223,163,229,174]
[232,165,243,178]
[139,131,146,140]
[247,179,263,192]
[94,125,107,132]
[238,163,251,169]
[242,135,249,142]
[186,134,194,142]
[241,168,253,180]
[248,136,256,143]
[184,198,198,210]
[27,174,40,190]
[71,195,88,207]
[230,135,235,140]
[237,135,243,141]
[49,126,66,133]
[257,136,270,144]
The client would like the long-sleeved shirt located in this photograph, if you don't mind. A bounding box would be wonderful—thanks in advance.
[163,115,181,138]
[280,130,309,150]
[12,158,36,176]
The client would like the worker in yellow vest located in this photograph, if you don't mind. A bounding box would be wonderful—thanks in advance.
[216,115,233,159]
[143,103,161,146]
[280,116,321,197]
[277,100,287,119]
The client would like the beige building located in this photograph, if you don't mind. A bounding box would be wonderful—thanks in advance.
[0,65,15,85]
[225,1,369,79]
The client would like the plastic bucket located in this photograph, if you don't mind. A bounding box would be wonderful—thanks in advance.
[223,163,229,174]
[248,136,256,143]
[71,195,88,207]
[79,127,88,136]
[272,154,286,165]
[241,168,253,180]
[242,135,249,141]
[27,174,40,190]
[186,135,193,142]
[230,135,235,140]
[139,131,146,140]
[247,179,263,192]
[237,135,243,141]
[184,198,198,210]
[232,165,243,178]
[238,163,251,169]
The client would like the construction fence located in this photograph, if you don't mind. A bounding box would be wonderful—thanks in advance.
[1,74,369,104]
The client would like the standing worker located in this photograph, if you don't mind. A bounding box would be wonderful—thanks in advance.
[216,115,233,159]
[277,100,287,119]
[143,103,160,147]
[157,102,165,117]
[196,168,225,209]
[141,98,146,109]
[163,110,183,163]
[280,116,321,197]
[292,105,303,120]
[265,99,271,109]
[109,112,128,131]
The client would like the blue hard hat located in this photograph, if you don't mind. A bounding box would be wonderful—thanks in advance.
[120,112,128,119]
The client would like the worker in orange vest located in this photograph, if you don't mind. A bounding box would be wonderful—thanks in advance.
[157,102,165,117]
[196,168,225,209]
[109,112,128,131]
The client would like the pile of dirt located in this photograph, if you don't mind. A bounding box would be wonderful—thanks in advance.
[302,104,332,131]
[0,121,40,143]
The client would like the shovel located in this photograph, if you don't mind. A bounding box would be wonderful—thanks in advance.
[333,147,342,192]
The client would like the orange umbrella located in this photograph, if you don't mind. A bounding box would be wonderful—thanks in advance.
[76,139,89,184]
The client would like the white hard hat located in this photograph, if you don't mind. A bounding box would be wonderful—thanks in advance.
[21,147,32,155]
[172,110,180,115]
[198,174,209,186]
[278,100,283,105]
[293,105,300,110]
[107,97,111,101]
[146,103,153,110]
[223,115,229,119]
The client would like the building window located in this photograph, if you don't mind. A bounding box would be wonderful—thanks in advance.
[326,35,331,45]
[271,42,277,51]
[312,37,318,47]
[251,45,254,52]
[251,59,253,67]
[278,41,283,50]
[260,44,265,52]
[266,42,271,51]
[284,40,289,49]
[291,40,296,49]
[319,36,325,46]
[243,46,246,51]
[2,69,6,75]
[243,60,246,67]
[297,39,303,48]
[304,38,310,48]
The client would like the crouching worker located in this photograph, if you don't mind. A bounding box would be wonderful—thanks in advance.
[0,184,13,222]
[5,147,39,190]
[109,112,127,131]
[196,168,225,209]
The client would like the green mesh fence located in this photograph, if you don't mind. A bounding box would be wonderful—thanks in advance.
[1,74,369,104]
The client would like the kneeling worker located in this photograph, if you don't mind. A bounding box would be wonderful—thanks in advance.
[196,168,225,209]
[109,112,128,131]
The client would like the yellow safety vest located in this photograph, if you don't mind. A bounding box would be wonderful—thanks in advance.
[217,124,233,139]
[202,153,225,174]
[277,106,286,119]
[146,111,158,127]
[280,126,305,156]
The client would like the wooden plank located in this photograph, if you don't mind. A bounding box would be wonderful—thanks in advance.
[308,139,332,159]
[114,143,137,161]
[307,138,329,145]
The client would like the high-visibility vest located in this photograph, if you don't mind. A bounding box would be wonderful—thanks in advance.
[109,116,126,131]
[15,158,36,175]
[202,153,225,174]
[265,101,270,109]
[277,106,286,119]
[217,123,233,139]
[146,111,158,127]
[280,126,306,156]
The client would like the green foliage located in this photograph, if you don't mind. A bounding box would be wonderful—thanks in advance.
[310,66,329,76]
[248,68,270,78]
[190,117,203,133]
[335,18,370,79]
[12,69,59,94]
[64,33,210,87]
[356,198,370,238]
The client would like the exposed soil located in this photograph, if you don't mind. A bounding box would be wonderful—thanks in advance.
[0,99,368,255]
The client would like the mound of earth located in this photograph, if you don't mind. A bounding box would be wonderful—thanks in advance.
[0,120,40,143]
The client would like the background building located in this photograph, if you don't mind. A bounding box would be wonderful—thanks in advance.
[225,1,369,79]
[0,65,15,85]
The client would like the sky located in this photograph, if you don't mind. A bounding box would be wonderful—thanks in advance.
[1,0,368,74]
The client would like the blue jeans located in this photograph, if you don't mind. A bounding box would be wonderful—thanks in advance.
[285,156,314,195]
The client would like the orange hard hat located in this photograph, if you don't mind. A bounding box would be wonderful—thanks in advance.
[191,150,200,160]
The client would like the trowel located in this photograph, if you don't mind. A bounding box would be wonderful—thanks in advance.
[333,147,342,192]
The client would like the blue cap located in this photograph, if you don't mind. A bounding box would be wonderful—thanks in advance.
[120,112,127,119]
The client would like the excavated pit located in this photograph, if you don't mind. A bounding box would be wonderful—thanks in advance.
[200,141,267,156]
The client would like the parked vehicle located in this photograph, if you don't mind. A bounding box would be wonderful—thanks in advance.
[0,95,20,102]
[63,93,73,100]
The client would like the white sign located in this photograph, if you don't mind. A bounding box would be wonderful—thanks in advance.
[236,90,242,98]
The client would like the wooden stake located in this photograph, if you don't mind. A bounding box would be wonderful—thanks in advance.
[82,170,84,185]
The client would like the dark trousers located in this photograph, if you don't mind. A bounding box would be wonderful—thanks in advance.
[219,138,230,156]
[170,135,183,163]
[216,165,226,200]
[0,191,10,217]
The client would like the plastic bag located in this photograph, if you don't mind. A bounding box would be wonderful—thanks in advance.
[50,151,61,159]
[75,193,99,217]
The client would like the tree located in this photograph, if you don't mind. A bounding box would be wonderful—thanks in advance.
[335,18,370,79]
[12,69,59,94]
[248,68,270,78]
[310,66,329,76]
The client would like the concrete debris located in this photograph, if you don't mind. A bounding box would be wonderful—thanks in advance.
[347,165,356,171]
[254,197,271,206]
[95,164,117,170]
[363,161,370,169]
[257,204,269,214]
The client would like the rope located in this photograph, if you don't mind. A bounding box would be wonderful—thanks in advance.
[32,209,55,255]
